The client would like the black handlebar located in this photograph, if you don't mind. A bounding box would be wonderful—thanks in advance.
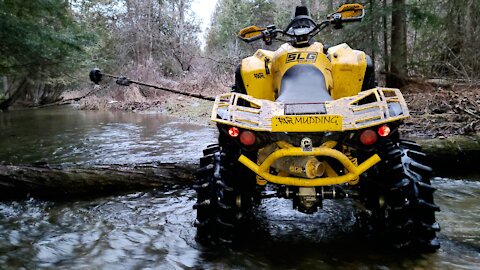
[240,27,282,43]
[239,9,364,44]
[239,19,331,44]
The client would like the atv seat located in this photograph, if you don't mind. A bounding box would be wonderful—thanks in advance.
[276,64,332,103]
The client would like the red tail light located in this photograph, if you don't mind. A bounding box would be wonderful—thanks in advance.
[240,131,256,146]
[378,125,391,137]
[360,129,378,145]
[228,127,240,137]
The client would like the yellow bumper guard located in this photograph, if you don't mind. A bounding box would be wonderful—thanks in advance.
[238,146,381,187]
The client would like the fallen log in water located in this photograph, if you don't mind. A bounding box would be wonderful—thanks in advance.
[416,135,480,173]
[1,136,479,200]
[0,163,195,200]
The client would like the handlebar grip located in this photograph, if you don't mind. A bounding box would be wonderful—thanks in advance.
[240,32,265,43]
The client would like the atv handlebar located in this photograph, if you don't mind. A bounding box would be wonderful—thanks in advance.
[240,32,265,43]
[240,20,330,44]
[239,26,283,44]
[238,4,364,45]
[238,19,341,45]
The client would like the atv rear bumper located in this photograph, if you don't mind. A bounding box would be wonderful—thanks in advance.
[238,146,381,187]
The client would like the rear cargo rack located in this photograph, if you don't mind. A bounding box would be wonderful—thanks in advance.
[211,87,409,132]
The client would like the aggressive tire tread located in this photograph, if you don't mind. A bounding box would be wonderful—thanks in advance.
[362,139,441,252]
[193,145,257,245]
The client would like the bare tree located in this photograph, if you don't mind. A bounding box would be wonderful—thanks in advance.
[388,0,407,87]
[382,0,389,74]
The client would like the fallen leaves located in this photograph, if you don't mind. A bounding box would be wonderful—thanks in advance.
[402,84,480,137]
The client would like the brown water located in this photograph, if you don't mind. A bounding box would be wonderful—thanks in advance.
[0,107,479,269]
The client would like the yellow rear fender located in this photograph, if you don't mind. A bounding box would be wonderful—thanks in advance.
[239,49,275,101]
[327,43,367,99]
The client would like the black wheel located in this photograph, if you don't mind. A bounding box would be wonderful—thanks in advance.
[361,139,441,252]
[193,144,257,244]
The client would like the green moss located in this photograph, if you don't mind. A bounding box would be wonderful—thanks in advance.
[415,135,480,155]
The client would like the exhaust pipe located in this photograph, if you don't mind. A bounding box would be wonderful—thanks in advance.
[257,143,326,179]
[273,156,326,179]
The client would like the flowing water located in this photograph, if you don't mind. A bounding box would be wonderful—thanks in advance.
[0,106,216,165]
[0,107,479,269]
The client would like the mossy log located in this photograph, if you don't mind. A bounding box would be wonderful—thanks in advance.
[0,163,195,200]
[415,134,480,173]
[1,135,479,200]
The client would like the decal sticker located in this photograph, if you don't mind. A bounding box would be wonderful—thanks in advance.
[286,52,318,63]
[275,115,340,125]
[271,115,343,132]
[254,73,265,79]
[301,137,313,152]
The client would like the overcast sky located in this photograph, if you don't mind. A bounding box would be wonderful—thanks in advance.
[191,0,219,48]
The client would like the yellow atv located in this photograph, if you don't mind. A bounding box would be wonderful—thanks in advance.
[194,4,440,252]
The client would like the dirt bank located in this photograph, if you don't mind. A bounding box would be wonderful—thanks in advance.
[63,76,226,126]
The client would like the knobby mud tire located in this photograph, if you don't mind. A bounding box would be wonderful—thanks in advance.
[193,144,256,245]
[362,139,441,252]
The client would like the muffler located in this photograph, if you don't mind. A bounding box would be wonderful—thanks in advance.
[273,156,326,179]
[258,143,326,179]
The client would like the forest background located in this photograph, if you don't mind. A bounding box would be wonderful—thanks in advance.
[0,0,479,136]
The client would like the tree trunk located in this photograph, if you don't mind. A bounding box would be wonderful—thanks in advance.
[369,0,376,63]
[176,0,190,72]
[179,0,185,45]
[382,0,389,75]
[1,76,7,95]
[388,0,407,87]
[126,0,140,65]
[147,0,153,62]
[0,76,30,111]
[0,163,195,200]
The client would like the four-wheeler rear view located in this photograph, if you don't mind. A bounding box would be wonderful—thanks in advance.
[193,3,440,252]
